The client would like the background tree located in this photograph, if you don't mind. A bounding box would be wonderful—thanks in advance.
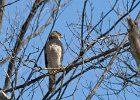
[0,0,140,100]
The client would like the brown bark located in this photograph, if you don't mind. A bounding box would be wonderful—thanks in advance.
[4,0,45,90]
[0,0,5,31]
[0,90,10,100]
[127,18,140,70]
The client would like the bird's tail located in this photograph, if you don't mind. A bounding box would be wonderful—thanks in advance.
[49,74,56,92]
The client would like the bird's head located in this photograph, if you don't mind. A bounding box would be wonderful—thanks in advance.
[49,31,62,40]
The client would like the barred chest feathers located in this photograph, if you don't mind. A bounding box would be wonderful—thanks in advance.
[46,41,62,68]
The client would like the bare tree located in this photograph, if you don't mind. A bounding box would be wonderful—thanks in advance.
[0,0,140,100]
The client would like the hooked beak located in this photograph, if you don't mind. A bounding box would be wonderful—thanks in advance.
[60,36,63,38]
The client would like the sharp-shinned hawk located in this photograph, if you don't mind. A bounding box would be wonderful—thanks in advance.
[44,31,63,91]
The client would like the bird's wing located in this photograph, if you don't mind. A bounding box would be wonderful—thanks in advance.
[60,42,64,63]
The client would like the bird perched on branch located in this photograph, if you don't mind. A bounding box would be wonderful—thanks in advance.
[44,31,63,91]
[127,18,140,74]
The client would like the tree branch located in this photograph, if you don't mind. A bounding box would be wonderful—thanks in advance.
[4,0,46,90]
[86,35,128,100]
[0,0,5,31]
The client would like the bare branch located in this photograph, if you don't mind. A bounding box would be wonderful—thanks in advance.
[0,0,5,31]
[127,18,140,73]
[86,35,128,100]
[4,0,46,90]
[0,90,10,100]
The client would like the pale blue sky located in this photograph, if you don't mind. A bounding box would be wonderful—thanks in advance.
[0,0,140,100]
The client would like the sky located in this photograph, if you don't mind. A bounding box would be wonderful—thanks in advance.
[0,0,140,100]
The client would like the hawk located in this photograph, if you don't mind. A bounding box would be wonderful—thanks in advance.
[44,31,63,91]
